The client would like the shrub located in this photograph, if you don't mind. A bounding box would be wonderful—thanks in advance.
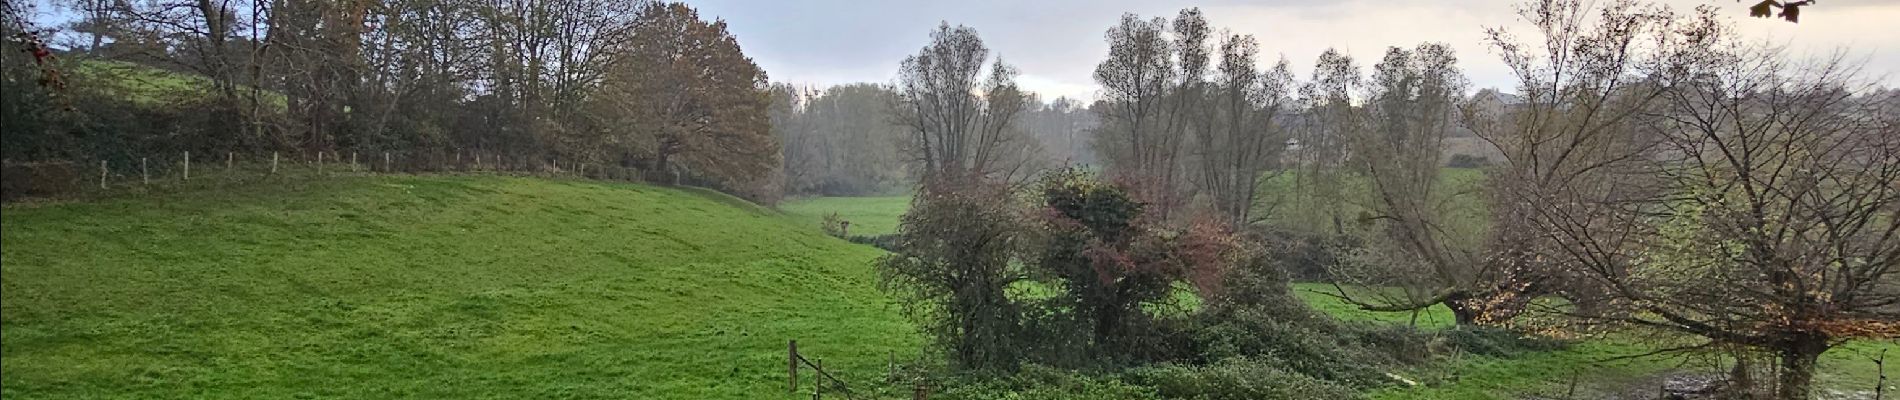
[1126,359,1365,400]
[1,161,80,202]
[845,234,898,251]
[934,365,1159,400]
[1438,325,1567,357]
[1446,154,1491,168]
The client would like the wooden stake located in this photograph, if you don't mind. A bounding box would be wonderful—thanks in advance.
[384,152,391,172]
[317,151,324,175]
[183,151,190,180]
[141,157,149,185]
[226,152,233,171]
[351,152,358,171]
[271,152,279,174]
[100,160,108,189]
[789,340,798,393]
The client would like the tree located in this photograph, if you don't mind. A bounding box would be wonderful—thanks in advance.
[892,23,1027,186]
[1092,10,1207,216]
[594,2,778,201]
[1191,33,1292,227]
[1325,43,1530,325]
[877,181,1028,370]
[773,83,911,196]
[1472,1,1900,398]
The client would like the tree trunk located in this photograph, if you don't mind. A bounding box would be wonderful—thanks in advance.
[1776,336,1829,400]
[1444,297,1480,325]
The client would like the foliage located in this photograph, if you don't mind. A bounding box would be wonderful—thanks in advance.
[1445,154,1490,169]
[1126,359,1365,400]
[771,83,911,196]
[1026,168,1235,364]
[877,181,1029,370]
[592,3,780,202]
[893,24,1037,184]
[933,365,1159,400]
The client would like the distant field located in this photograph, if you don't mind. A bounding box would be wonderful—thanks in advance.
[780,195,911,236]
[66,59,288,109]
[1,176,920,399]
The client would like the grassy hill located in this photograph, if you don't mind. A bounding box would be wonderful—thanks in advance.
[1,176,920,399]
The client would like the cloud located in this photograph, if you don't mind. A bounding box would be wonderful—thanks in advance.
[695,0,1900,100]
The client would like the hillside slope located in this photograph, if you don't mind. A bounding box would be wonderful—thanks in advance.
[1,176,919,399]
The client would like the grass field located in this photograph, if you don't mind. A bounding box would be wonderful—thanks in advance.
[780,195,911,236]
[66,59,288,109]
[1,176,920,399]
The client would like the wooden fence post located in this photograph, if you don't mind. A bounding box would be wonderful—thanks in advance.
[1877,349,1887,400]
[141,157,149,185]
[226,152,233,171]
[271,152,279,174]
[183,151,190,180]
[789,340,798,393]
[384,152,391,173]
[815,358,824,399]
[100,160,108,189]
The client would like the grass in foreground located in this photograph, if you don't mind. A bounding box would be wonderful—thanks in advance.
[1,176,920,399]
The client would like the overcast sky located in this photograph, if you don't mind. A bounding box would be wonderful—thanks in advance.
[688,0,1900,101]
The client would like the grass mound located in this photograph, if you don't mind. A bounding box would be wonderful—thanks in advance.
[1,176,919,399]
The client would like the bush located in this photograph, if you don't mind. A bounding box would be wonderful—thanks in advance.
[845,234,898,251]
[1438,325,1567,357]
[1126,359,1364,400]
[1,161,80,202]
[1446,154,1491,168]
[934,365,1159,400]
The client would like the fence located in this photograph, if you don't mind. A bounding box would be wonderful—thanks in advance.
[788,340,928,400]
[1,149,654,203]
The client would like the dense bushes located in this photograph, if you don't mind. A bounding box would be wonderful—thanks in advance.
[1128,359,1364,400]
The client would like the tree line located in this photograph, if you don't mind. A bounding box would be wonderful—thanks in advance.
[3,0,780,201]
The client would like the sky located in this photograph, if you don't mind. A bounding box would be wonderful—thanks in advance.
[687,0,1900,101]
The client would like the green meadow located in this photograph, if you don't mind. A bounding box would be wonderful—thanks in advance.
[1,176,920,399]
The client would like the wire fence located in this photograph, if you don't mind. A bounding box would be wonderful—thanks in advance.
[1,150,654,203]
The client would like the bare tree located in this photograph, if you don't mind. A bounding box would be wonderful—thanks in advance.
[1475,1,1899,398]
[1191,33,1292,227]
[892,23,1027,186]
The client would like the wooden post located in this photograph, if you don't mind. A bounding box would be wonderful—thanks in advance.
[789,340,798,393]
[141,157,149,185]
[317,151,325,175]
[351,152,358,171]
[1877,349,1887,400]
[384,152,391,172]
[99,160,108,189]
[226,152,233,171]
[271,152,279,174]
[815,358,823,399]
[183,151,190,180]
